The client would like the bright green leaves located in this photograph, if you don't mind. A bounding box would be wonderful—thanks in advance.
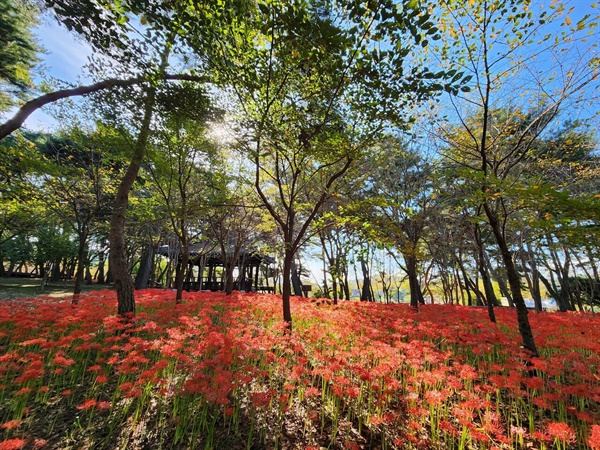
[0,0,41,111]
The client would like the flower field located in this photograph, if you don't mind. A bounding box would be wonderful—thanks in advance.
[0,290,599,449]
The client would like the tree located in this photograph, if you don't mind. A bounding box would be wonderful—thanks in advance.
[35,126,123,296]
[42,0,226,316]
[361,140,437,308]
[204,0,458,329]
[435,0,600,357]
[0,0,40,111]
[147,109,217,302]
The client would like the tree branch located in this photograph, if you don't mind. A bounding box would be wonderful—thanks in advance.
[0,74,209,140]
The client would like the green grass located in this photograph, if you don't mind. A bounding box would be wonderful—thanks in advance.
[0,277,109,301]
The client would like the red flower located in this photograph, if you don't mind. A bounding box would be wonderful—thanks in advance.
[52,354,75,367]
[76,399,97,410]
[0,420,21,430]
[33,438,47,449]
[304,387,320,397]
[589,424,600,450]
[0,438,26,450]
[547,422,576,443]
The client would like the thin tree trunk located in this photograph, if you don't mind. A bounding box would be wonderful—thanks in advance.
[360,258,372,301]
[73,230,88,299]
[484,204,538,357]
[405,253,424,308]
[96,250,106,284]
[282,246,294,331]
[174,246,189,303]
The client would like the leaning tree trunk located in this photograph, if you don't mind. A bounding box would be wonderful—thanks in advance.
[109,91,156,316]
[484,204,538,357]
[109,160,141,316]
[109,36,173,317]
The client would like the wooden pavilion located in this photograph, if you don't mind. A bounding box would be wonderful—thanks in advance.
[156,243,276,293]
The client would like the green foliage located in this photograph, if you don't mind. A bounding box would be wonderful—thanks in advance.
[0,233,33,267]
[33,223,78,266]
[561,277,600,307]
[0,0,40,111]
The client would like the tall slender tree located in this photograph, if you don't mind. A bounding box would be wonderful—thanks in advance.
[199,0,459,329]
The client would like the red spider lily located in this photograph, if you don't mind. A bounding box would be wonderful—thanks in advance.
[304,387,320,397]
[0,439,26,450]
[15,387,31,396]
[32,438,47,449]
[52,354,75,367]
[424,389,445,406]
[251,390,273,408]
[76,399,98,410]
[1,289,599,449]
[589,424,600,450]
[547,422,576,443]
[0,420,21,430]
[97,401,111,410]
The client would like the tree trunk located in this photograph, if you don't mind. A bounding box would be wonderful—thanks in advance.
[520,244,542,312]
[96,250,106,284]
[85,258,93,285]
[109,160,139,316]
[360,258,372,301]
[174,246,189,303]
[494,270,513,307]
[331,274,338,303]
[224,260,235,294]
[405,253,424,308]
[321,251,330,298]
[109,88,157,316]
[135,244,155,290]
[478,249,497,323]
[484,204,538,357]
[343,270,350,301]
[457,258,474,306]
[225,247,242,295]
[73,231,88,298]
[291,260,303,297]
[282,246,294,331]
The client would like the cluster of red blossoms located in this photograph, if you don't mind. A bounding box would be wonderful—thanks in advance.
[0,289,598,449]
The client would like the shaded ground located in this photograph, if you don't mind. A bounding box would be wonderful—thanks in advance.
[0,277,109,301]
